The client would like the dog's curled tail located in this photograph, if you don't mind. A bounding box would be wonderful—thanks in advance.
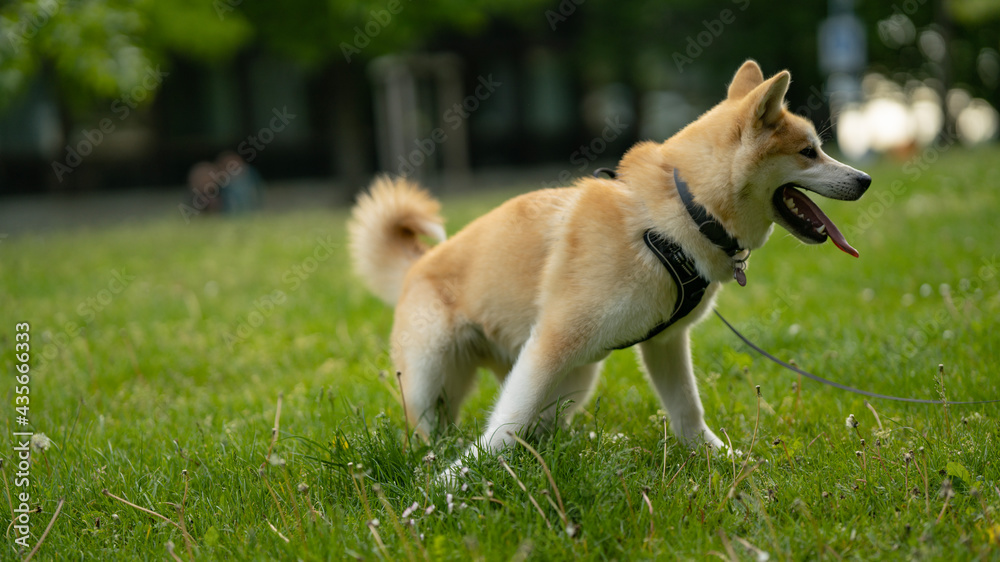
[348,176,446,305]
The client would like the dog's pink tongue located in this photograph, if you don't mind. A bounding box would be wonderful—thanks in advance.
[787,187,859,258]
[824,218,859,258]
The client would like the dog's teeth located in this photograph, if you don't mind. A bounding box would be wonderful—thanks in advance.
[784,198,795,209]
[816,224,826,234]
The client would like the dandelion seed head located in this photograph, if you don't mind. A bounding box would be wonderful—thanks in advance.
[939,479,955,499]
[30,433,51,452]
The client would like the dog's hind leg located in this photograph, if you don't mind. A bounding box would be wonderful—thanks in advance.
[637,330,724,451]
[394,346,477,438]
[391,290,477,438]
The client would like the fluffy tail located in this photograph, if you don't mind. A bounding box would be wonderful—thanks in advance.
[348,176,446,305]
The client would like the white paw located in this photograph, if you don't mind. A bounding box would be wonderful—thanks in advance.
[434,456,472,488]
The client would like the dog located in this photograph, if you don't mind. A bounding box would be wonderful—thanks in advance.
[348,60,871,479]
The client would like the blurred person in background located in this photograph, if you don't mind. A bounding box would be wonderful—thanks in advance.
[186,152,263,217]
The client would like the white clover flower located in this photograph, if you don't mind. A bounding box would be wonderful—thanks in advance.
[401,501,419,519]
[845,414,858,429]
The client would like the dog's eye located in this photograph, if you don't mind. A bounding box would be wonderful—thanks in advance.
[799,146,817,159]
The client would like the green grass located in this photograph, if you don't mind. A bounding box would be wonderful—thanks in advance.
[3,145,1000,560]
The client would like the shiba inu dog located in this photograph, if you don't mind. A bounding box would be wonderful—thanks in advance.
[348,60,871,478]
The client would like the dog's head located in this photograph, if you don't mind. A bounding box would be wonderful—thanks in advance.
[670,60,871,256]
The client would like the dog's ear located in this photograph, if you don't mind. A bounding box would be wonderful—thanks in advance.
[745,70,790,128]
[727,60,764,100]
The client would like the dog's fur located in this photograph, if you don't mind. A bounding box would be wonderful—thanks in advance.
[348,61,870,475]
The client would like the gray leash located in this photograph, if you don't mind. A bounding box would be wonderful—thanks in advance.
[714,309,1000,405]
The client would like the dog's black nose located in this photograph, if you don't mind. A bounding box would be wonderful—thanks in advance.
[857,173,872,194]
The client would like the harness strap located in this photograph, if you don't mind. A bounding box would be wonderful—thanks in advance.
[610,230,711,350]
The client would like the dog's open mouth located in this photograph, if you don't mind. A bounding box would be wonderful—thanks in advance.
[773,184,858,257]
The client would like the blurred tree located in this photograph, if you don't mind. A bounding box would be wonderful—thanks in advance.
[0,0,252,113]
[1,0,996,130]
[0,0,554,113]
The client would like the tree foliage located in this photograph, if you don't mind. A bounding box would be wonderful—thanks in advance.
[1,0,997,114]
[0,0,252,112]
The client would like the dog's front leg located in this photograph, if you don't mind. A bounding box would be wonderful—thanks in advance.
[439,327,580,483]
[638,330,724,451]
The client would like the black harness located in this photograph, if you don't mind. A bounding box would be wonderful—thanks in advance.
[609,229,711,349]
[593,167,747,350]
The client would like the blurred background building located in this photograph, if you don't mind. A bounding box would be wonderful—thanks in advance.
[0,0,997,196]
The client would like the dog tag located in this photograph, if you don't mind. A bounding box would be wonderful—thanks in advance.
[733,268,746,287]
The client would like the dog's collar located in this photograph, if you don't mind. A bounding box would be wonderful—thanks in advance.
[592,166,751,286]
[673,169,750,286]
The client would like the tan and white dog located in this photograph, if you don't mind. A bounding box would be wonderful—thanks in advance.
[348,60,871,477]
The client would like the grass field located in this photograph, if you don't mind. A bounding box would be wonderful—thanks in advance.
[3,145,1000,560]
